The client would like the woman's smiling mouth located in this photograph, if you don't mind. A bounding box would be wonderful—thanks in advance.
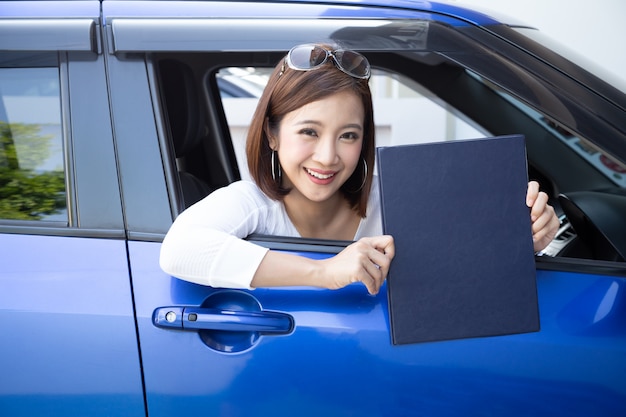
[305,168,337,182]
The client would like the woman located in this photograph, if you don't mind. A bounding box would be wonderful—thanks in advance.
[160,43,559,295]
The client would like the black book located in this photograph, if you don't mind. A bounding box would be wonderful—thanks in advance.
[377,135,539,345]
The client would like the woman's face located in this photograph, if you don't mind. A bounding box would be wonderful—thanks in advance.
[269,90,364,206]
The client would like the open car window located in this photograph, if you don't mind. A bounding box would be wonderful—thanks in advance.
[218,65,625,191]
[218,66,488,181]
[153,51,624,263]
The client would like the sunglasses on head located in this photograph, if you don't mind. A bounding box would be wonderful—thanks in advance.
[283,43,371,80]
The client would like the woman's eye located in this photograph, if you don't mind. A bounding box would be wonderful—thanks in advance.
[340,132,359,141]
[299,128,318,137]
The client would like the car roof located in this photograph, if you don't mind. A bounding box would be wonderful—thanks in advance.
[274,0,529,27]
[0,0,527,27]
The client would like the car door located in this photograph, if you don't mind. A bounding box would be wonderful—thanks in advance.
[0,3,145,416]
[104,1,626,416]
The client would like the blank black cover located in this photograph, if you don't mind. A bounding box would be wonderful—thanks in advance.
[377,135,539,345]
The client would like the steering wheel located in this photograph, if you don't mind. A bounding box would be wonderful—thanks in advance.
[558,190,626,262]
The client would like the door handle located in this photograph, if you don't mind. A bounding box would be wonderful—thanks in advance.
[153,306,294,335]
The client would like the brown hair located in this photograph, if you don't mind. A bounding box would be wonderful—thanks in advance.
[246,45,375,218]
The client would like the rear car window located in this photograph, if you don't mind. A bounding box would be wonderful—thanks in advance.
[0,65,66,222]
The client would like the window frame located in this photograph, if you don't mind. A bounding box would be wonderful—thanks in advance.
[0,49,125,238]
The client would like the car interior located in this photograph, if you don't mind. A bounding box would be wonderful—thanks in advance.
[157,58,216,209]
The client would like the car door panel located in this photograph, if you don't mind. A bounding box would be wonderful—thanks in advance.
[130,239,625,416]
[0,234,145,416]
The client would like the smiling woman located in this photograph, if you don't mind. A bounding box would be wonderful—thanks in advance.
[267,91,365,239]
[247,44,376,216]
[159,43,394,295]
[158,43,559,295]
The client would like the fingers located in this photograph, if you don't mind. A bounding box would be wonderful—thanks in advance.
[532,205,560,251]
[529,189,549,222]
[525,181,560,251]
[357,236,395,295]
[361,260,384,295]
[526,180,540,208]
[532,207,553,239]
[360,235,395,260]
[376,235,396,259]
[336,236,394,295]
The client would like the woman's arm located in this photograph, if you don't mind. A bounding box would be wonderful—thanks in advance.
[159,182,273,289]
[251,235,395,295]
[160,229,268,288]
[160,181,394,293]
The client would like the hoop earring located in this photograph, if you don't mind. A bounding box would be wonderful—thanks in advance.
[271,150,282,183]
[347,159,367,193]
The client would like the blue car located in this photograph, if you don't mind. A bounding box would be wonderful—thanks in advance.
[1,1,625,416]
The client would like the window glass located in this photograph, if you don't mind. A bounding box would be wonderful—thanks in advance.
[217,67,486,180]
[0,66,67,221]
[469,71,626,188]
[217,65,625,189]
[513,28,626,95]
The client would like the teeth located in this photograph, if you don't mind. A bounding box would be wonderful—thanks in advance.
[306,168,335,179]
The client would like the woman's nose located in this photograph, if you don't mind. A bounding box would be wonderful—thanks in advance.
[312,137,339,165]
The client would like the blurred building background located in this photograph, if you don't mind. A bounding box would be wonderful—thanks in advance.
[458,0,626,84]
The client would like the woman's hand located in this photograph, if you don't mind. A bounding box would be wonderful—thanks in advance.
[526,181,560,252]
[319,235,395,295]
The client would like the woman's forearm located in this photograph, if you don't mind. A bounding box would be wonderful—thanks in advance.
[250,250,326,289]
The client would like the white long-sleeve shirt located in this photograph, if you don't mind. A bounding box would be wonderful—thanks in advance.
[159,179,382,288]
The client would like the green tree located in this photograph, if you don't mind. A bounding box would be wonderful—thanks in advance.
[0,121,66,220]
